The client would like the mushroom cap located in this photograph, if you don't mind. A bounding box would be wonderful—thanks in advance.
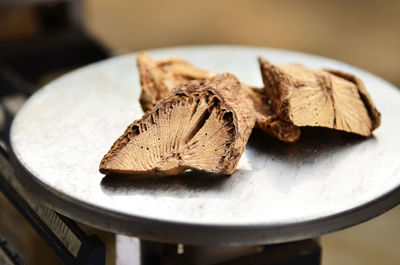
[137,53,214,112]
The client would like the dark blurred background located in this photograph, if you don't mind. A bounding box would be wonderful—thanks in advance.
[0,1,399,265]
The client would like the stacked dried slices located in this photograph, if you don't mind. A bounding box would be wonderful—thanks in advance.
[99,54,380,176]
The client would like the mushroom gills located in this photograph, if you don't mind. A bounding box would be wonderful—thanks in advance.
[100,73,254,175]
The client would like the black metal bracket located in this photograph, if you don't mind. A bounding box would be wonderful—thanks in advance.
[139,239,321,265]
[0,238,25,265]
[0,144,105,265]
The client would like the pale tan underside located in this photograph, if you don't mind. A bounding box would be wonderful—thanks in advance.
[280,65,372,136]
[104,96,233,174]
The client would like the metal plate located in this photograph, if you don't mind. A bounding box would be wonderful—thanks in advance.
[10,46,400,245]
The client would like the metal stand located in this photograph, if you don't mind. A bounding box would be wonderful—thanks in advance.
[139,239,321,265]
[0,145,105,265]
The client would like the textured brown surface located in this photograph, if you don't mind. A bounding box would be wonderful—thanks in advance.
[325,69,381,131]
[100,73,255,175]
[137,53,300,142]
[137,53,214,112]
[241,84,300,142]
[259,57,381,137]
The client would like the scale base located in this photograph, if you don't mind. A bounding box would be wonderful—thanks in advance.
[139,239,321,265]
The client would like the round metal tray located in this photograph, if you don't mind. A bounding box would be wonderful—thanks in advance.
[10,45,400,245]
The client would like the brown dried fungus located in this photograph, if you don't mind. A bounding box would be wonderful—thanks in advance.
[137,53,300,142]
[258,57,381,136]
[99,73,255,175]
[99,54,381,176]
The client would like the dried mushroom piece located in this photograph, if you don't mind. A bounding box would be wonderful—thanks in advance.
[100,73,255,175]
[137,53,215,112]
[324,69,381,131]
[137,53,300,142]
[259,57,381,136]
[241,84,300,142]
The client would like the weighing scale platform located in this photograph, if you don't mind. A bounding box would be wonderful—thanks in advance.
[9,46,400,248]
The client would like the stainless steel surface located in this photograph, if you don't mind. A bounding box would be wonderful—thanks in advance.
[9,45,400,245]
